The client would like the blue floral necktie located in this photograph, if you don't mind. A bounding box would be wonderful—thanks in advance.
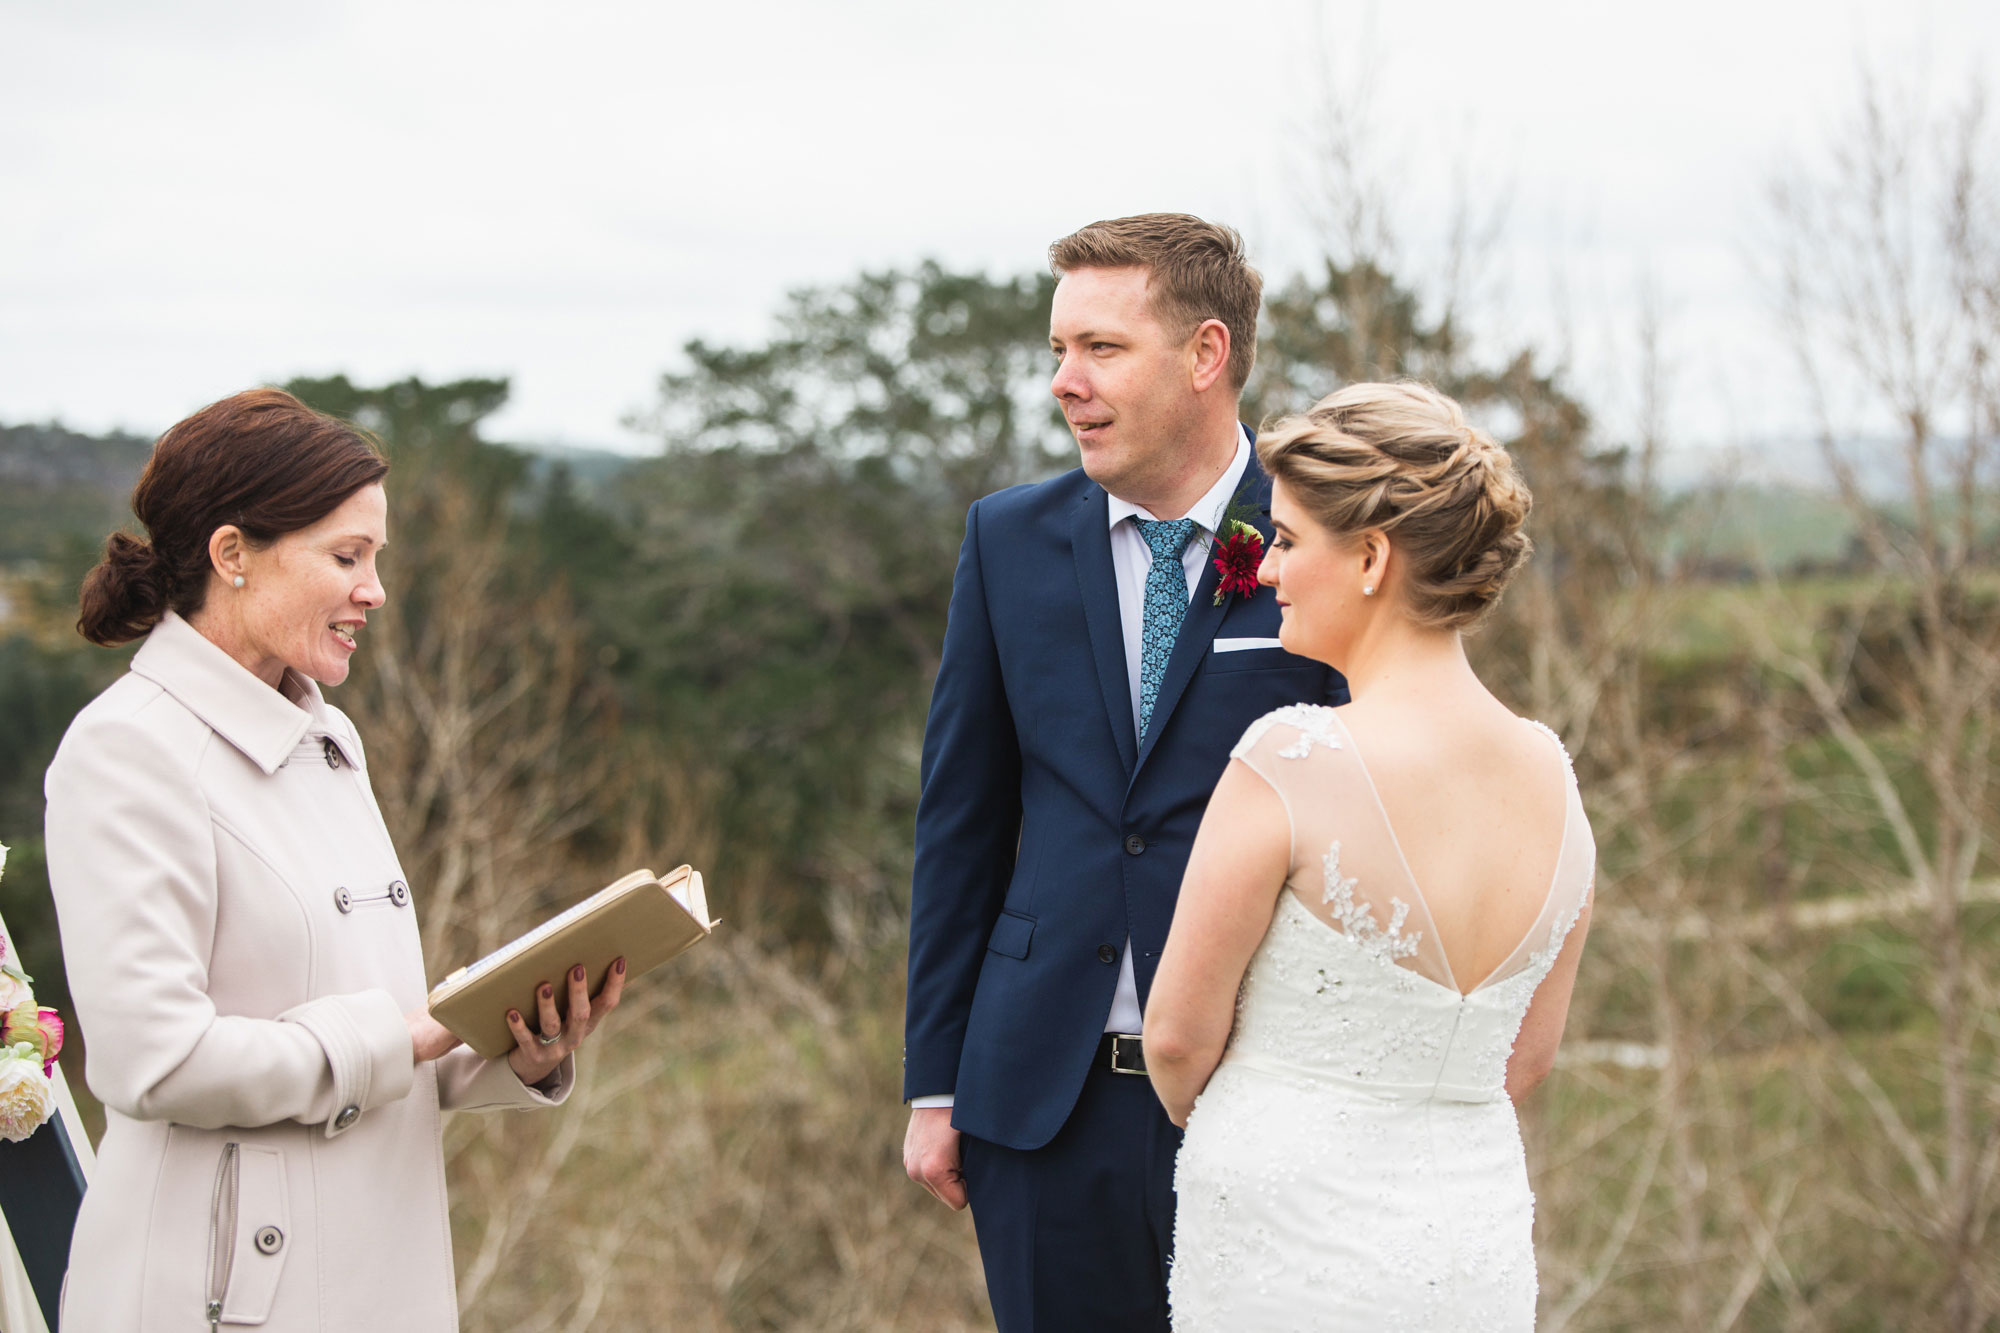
[1134,517,1199,741]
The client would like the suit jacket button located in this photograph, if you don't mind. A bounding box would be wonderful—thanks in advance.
[1097,944,1117,964]
[334,1105,359,1131]
[1123,834,1146,856]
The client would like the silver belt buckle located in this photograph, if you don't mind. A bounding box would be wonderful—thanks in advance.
[1109,1032,1146,1076]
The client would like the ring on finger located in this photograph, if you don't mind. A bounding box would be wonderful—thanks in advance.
[537,1030,561,1047]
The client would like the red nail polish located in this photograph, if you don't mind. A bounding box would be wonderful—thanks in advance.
[508,1010,520,1023]
[573,964,586,983]
[540,984,552,1000]
[614,957,626,975]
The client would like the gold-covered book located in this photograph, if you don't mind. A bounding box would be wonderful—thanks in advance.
[427,865,717,1058]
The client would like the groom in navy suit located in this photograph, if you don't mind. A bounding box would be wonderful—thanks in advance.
[903,213,1347,1330]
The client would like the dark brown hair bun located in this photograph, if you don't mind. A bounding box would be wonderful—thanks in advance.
[76,531,174,647]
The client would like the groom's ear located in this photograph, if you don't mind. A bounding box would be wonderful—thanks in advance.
[1188,318,1231,394]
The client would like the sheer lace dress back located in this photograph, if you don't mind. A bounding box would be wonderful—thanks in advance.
[1232,704,1594,999]
[1171,707,1598,1328]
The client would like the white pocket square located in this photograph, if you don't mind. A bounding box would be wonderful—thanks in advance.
[1213,637,1284,653]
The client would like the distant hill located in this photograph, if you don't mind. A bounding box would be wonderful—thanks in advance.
[0,422,654,568]
[506,441,645,498]
[0,423,152,563]
[3,418,1950,581]
[0,422,152,489]
[1660,481,1861,574]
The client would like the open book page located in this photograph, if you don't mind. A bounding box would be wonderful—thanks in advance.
[669,870,711,924]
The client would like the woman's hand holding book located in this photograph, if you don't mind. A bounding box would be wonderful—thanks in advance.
[504,956,628,1085]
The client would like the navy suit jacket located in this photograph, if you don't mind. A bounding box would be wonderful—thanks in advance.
[904,442,1348,1150]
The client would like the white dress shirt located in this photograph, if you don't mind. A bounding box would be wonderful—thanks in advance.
[910,428,1253,1108]
[1100,427,1253,1034]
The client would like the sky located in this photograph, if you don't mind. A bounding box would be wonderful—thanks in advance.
[2,0,1995,467]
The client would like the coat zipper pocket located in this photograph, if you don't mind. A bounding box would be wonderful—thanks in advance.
[206,1141,239,1330]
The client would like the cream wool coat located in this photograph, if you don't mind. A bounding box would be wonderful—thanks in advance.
[44,611,571,1332]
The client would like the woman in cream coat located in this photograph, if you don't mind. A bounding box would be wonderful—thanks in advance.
[44,389,622,1331]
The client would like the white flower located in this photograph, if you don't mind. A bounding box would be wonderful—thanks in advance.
[0,1045,54,1142]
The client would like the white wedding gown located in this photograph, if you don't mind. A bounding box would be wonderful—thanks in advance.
[1170,705,1595,1332]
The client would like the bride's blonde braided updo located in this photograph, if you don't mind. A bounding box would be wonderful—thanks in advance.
[1256,381,1533,631]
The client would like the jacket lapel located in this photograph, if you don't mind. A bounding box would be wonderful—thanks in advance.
[1070,488,1139,773]
[1134,446,1273,773]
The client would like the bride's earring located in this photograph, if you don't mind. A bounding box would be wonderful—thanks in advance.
[233,575,246,588]
[1362,585,1374,597]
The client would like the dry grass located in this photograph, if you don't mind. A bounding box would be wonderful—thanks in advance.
[446,933,989,1333]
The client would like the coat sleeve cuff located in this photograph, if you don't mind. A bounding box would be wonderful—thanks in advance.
[434,1047,574,1112]
[282,990,415,1138]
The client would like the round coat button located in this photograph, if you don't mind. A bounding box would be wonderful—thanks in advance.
[334,1105,359,1131]
[388,880,409,907]
[333,886,353,914]
[323,738,342,769]
[1097,944,1117,964]
[254,1226,284,1255]
[1123,834,1146,856]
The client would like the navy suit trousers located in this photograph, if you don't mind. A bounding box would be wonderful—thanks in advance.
[961,1063,1182,1333]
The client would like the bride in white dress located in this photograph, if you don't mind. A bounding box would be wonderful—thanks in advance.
[1145,382,1595,1331]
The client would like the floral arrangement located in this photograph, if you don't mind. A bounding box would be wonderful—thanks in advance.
[1210,518,1265,605]
[1208,474,1268,606]
[0,844,65,1143]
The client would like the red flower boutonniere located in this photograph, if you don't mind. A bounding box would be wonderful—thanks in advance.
[1211,518,1265,606]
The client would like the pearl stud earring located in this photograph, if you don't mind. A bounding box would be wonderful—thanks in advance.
[1363,584,1375,596]
[233,576,246,588]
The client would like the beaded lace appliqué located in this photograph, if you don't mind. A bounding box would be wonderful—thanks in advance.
[1271,704,1342,759]
[1322,840,1421,963]
[1230,705,1344,766]
[1526,875,1591,976]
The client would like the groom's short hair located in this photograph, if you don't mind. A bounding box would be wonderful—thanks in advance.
[1049,213,1262,393]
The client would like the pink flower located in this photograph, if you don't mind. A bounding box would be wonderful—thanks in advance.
[1,1002,61,1075]
[34,1009,63,1077]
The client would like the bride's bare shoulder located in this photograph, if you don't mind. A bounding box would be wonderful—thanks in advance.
[1336,695,1557,787]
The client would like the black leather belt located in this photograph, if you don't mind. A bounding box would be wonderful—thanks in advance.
[1098,1032,1146,1075]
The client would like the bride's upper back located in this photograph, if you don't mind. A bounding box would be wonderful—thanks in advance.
[1336,699,1571,992]
[1231,697,1589,1000]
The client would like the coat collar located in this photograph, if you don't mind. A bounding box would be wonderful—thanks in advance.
[130,611,361,776]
